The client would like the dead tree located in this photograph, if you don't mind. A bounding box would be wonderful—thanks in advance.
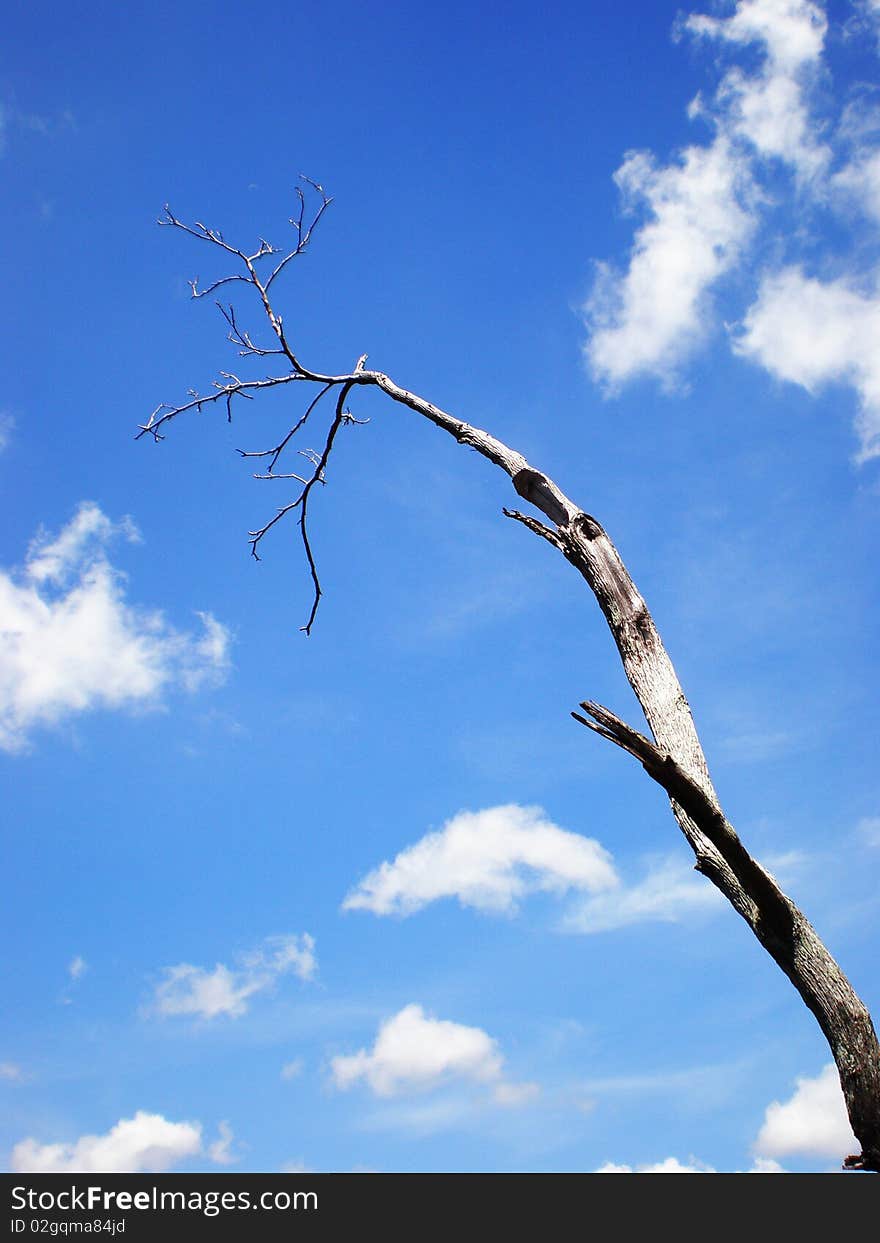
[139,181,880,1172]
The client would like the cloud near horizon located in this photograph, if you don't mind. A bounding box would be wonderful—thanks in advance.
[10,1112,206,1174]
[596,1155,785,1173]
[0,503,231,751]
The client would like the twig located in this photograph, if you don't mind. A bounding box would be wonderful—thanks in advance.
[502,507,565,550]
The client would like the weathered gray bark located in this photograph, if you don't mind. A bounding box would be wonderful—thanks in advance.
[147,202,880,1169]
[351,371,880,1171]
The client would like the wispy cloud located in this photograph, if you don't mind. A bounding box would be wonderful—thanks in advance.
[0,1061,24,1082]
[0,503,231,751]
[151,934,316,1021]
[560,854,723,934]
[0,99,75,157]
[68,956,87,982]
[207,1121,237,1166]
[578,1058,747,1101]
[0,412,13,453]
[60,954,88,1007]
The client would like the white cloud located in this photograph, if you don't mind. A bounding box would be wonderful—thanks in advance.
[331,1004,535,1107]
[332,1005,502,1096]
[281,1058,304,1081]
[0,1061,23,1081]
[68,956,87,981]
[736,267,880,460]
[11,1111,203,1173]
[152,933,316,1020]
[343,804,618,917]
[856,816,880,846]
[585,138,754,388]
[0,412,13,453]
[560,854,722,934]
[688,0,826,67]
[0,503,231,751]
[754,1063,856,1160]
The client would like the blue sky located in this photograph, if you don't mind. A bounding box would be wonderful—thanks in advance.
[2,0,879,1174]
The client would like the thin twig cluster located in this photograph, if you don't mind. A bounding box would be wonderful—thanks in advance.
[137,178,370,634]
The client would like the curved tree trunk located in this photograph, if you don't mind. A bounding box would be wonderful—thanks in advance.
[366,371,880,1171]
[146,201,880,1169]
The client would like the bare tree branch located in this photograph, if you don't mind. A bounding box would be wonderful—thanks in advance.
[142,193,880,1170]
[217,302,285,358]
[293,378,355,635]
[136,374,305,440]
[236,382,336,474]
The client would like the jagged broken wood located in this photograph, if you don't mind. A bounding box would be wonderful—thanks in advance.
[143,185,880,1171]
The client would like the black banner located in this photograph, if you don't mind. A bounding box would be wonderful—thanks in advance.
[2,1173,875,1239]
